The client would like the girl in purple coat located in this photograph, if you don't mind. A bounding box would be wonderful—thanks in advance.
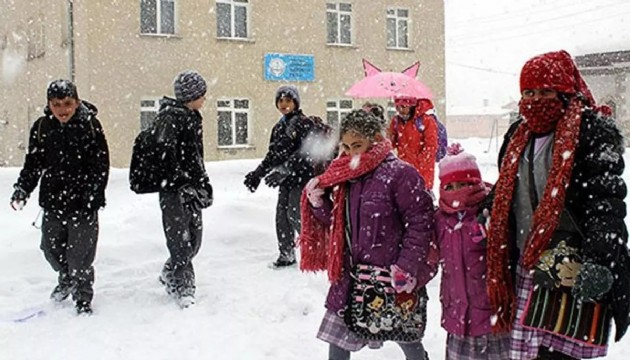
[431,144,509,360]
[299,109,434,360]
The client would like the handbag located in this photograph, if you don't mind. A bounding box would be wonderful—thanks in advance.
[520,145,612,346]
[344,264,427,342]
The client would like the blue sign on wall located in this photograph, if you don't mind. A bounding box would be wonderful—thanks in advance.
[264,53,315,82]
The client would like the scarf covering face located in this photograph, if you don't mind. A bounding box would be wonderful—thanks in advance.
[299,140,393,283]
[487,50,596,333]
[519,97,565,134]
[438,182,489,214]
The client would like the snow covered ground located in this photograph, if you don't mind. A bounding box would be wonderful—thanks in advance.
[1,137,629,360]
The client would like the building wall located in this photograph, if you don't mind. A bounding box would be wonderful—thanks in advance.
[581,70,630,137]
[1,0,445,167]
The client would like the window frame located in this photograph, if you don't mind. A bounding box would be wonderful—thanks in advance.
[217,98,251,148]
[386,7,410,49]
[140,98,160,131]
[326,99,354,129]
[216,0,250,40]
[140,0,177,36]
[326,2,353,46]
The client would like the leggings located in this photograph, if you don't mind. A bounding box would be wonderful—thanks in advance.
[329,341,427,360]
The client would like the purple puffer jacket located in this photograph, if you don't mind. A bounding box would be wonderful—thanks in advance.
[312,154,434,312]
[434,209,493,336]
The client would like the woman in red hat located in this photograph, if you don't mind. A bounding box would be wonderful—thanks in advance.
[484,50,630,359]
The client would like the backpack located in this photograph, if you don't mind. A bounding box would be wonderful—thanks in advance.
[129,120,170,194]
[393,110,448,162]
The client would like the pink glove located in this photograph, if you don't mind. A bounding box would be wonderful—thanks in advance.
[305,178,325,208]
[390,265,417,293]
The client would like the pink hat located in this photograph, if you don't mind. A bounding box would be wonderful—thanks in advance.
[439,143,482,185]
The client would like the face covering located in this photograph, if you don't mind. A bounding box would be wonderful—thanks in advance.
[519,97,565,134]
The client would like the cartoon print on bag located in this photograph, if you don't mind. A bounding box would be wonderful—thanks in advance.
[534,239,582,289]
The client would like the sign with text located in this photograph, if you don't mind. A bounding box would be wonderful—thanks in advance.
[264,53,315,82]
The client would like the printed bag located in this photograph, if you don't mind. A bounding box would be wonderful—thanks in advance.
[344,264,427,342]
[521,231,612,346]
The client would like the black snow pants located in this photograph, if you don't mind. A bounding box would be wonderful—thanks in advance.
[159,191,203,298]
[275,184,303,259]
[40,210,99,303]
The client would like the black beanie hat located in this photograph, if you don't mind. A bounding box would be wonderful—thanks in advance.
[275,85,300,109]
[47,80,78,100]
[174,70,207,103]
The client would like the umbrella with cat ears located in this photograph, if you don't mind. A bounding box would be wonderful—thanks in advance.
[345,59,433,99]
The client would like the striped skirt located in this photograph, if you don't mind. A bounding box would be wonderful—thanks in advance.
[445,333,510,360]
[510,265,608,359]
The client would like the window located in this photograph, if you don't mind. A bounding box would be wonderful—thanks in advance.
[326,3,352,45]
[141,0,175,35]
[140,99,160,131]
[326,99,353,129]
[386,7,409,49]
[386,101,397,121]
[216,0,249,39]
[217,99,250,147]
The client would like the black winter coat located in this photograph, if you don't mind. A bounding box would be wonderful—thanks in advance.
[257,110,317,188]
[155,97,211,193]
[15,101,110,213]
[485,109,630,341]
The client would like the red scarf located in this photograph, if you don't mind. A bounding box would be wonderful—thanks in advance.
[438,182,489,214]
[299,140,393,283]
[486,97,583,333]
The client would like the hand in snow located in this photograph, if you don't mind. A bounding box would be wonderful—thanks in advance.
[10,186,28,211]
[390,264,417,293]
[305,178,324,208]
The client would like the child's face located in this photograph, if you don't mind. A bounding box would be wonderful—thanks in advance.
[443,181,473,191]
[277,97,296,115]
[396,105,411,116]
[340,130,371,157]
[48,97,80,123]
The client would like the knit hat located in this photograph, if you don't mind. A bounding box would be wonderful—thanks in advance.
[174,70,207,103]
[47,79,78,100]
[519,50,595,106]
[438,143,481,185]
[394,96,417,107]
[275,85,300,109]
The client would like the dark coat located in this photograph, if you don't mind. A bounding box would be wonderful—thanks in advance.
[15,101,109,213]
[155,97,211,193]
[485,109,630,341]
[258,110,317,188]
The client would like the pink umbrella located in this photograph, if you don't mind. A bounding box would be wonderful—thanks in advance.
[345,60,433,99]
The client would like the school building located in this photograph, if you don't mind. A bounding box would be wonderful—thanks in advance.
[0,0,445,167]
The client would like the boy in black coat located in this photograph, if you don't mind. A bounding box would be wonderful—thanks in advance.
[244,85,319,268]
[156,70,213,309]
[10,80,109,315]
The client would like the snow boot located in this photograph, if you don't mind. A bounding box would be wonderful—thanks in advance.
[50,275,74,302]
[270,253,297,269]
[176,295,195,309]
[75,300,92,315]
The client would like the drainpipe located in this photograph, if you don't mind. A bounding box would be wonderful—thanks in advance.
[67,0,75,82]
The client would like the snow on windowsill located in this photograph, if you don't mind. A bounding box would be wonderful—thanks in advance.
[216,37,255,43]
[138,33,182,39]
[386,46,414,52]
[217,145,256,150]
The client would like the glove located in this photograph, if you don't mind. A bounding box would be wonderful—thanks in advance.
[244,168,265,193]
[390,264,417,294]
[264,171,287,188]
[305,178,324,208]
[572,262,614,301]
[10,186,28,211]
[179,185,211,212]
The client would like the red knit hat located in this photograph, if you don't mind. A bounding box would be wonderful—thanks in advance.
[438,143,482,186]
[519,50,595,106]
[394,96,417,107]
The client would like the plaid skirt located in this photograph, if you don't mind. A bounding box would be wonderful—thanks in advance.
[510,265,608,359]
[446,333,510,360]
[317,309,385,351]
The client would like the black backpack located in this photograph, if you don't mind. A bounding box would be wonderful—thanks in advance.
[129,121,170,194]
